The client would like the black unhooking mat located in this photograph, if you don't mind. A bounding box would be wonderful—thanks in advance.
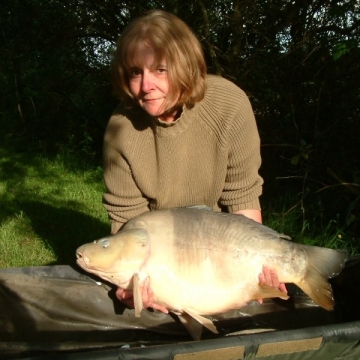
[0,257,360,359]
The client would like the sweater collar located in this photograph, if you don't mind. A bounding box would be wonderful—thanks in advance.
[151,104,199,137]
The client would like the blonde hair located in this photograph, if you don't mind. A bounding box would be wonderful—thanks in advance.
[112,10,207,111]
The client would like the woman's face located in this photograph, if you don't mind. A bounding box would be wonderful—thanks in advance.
[128,46,179,122]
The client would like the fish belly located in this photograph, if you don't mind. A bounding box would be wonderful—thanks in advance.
[143,244,265,315]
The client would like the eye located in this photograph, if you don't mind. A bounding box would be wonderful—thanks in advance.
[156,66,167,75]
[99,238,110,248]
[129,68,141,77]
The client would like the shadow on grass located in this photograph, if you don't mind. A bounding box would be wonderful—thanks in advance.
[19,200,110,265]
[0,140,110,265]
[0,152,34,223]
[0,143,101,217]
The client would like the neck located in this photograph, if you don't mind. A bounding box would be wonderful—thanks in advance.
[158,106,182,123]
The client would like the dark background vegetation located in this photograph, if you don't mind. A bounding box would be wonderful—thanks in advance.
[1,0,359,245]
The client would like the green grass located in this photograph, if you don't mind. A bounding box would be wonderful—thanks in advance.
[0,144,109,268]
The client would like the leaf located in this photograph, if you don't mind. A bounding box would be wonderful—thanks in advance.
[291,155,299,165]
[301,153,309,160]
[332,40,358,61]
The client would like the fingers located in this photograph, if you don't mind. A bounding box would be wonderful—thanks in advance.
[258,266,288,304]
[142,279,169,313]
[141,278,152,308]
[259,266,284,289]
[152,304,169,313]
[278,282,288,294]
[116,288,133,300]
[116,280,169,314]
[116,288,135,308]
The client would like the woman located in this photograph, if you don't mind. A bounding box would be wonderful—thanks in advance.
[103,10,287,312]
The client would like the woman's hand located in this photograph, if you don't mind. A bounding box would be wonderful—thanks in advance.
[257,265,288,304]
[115,278,169,314]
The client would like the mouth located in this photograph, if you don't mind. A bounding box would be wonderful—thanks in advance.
[143,97,163,102]
[143,99,157,103]
[76,251,89,267]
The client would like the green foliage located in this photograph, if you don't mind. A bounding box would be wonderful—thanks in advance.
[333,40,358,61]
[263,194,359,255]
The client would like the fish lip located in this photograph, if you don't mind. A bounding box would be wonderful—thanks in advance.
[76,257,87,269]
[76,253,91,268]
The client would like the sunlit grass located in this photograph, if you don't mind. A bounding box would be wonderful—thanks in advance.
[0,147,109,268]
[0,213,56,267]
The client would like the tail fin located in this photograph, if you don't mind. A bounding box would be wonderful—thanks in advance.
[296,246,348,310]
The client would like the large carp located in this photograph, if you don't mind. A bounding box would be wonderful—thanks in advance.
[76,208,348,338]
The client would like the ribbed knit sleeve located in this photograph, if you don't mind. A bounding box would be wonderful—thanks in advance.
[102,106,151,234]
[209,78,263,212]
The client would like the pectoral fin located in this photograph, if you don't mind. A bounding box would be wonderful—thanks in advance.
[253,284,289,301]
[133,273,143,317]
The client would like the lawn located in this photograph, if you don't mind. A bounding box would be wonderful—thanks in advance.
[0,143,109,268]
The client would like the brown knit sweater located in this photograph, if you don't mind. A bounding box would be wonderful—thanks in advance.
[103,75,263,233]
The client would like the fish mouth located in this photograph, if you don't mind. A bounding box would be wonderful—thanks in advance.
[76,251,90,268]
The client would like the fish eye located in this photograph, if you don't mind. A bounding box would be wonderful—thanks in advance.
[99,238,110,248]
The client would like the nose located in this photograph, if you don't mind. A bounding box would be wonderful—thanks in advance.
[141,72,155,93]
